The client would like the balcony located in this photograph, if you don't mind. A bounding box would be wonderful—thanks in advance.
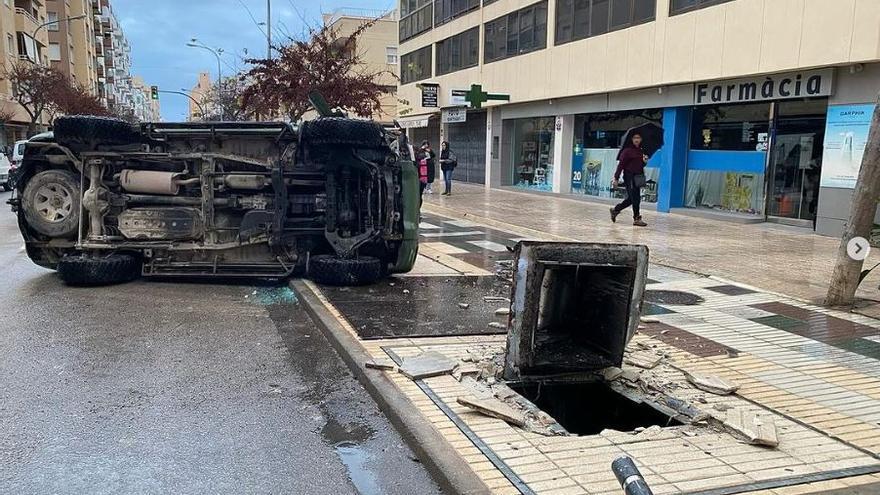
[15,8,41,39]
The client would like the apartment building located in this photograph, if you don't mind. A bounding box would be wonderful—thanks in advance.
[398,0,880,236]
[46,0,97,93]
[0,0,50,144]
[131,75,160,122]
[187,71,211,121]
[322,8,400,124]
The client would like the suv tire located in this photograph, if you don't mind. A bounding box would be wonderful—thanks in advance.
[54,115,141,148]
[57,253,141,286]
[302,118,386,149]
[21,169,82,238]
[309,255,383,286]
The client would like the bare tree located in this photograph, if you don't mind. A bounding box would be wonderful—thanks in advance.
[826,94,880,306]
[1,62,66,134]
[241,19,392,122]
[202,76,254,121]
[54,83,112,117]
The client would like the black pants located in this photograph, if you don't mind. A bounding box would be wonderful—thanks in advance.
[613,174,641,219]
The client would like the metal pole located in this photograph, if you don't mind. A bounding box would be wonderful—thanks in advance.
[267,0,272,59]
[158,90,206,120]
[611,457,654,495]
[186,41,224,120]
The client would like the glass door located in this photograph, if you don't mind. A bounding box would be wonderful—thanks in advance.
[767,99,828,223]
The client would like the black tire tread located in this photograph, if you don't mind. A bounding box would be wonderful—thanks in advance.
[57,253,141,286]
[302,118,386,149]
[54,115,141,148]
[309,255,383,286]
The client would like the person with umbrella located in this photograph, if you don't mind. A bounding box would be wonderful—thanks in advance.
[610,124,663,227]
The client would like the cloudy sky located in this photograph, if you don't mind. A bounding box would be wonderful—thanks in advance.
[113,0,394,121]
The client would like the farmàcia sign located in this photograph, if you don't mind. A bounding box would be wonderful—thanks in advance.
[694,69,834,105]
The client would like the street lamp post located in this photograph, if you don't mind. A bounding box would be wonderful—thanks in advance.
[186,39,224,120]
[30,13,89,64]
[157,89,207,120]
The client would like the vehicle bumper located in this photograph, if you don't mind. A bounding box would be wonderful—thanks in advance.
[390,160,419,273]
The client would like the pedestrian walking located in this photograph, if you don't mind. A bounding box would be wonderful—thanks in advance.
[610,133,649,227]
[417,149,430,210]
[439,141,457,196]
[421,141,436,194]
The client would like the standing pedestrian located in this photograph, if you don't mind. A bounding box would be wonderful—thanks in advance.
[417,147,430,210]
[421,141,436,194]
[610,133,649,227]
[439,141,457,196]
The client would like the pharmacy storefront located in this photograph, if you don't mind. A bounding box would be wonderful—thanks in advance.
[493,65,879,234]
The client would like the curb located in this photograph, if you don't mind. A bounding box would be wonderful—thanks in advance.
[291,279,491,495]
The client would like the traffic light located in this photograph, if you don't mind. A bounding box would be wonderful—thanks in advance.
[150,86,159,100]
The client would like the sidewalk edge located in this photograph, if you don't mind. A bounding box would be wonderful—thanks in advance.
[291,279,491,495]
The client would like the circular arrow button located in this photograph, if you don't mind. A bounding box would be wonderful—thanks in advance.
[847,237,871,261]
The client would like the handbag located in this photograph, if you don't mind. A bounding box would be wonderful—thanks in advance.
[632,173,647,188]
[418,159,429,184]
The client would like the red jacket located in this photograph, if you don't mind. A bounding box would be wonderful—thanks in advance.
[614,147,646,181]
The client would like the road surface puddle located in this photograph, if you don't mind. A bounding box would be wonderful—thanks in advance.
[333,440,382,495]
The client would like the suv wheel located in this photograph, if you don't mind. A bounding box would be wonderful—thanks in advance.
[21,169,82,238]
[309,255,383,286]
[57,253,141,286]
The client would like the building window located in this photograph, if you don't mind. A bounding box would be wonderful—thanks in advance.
[434,0,480,26]
[399,0,433,42]
[670,0,733,16]
[48,42,61,61]
[512,116,555,191]
[691,102,770,152]
[47,11,59,31]
[6,33,12,55]
[386,46,398,65]
[436,27,479,76]
[556,0,655,45]
[484,1,548,64]
[401,45,432,84]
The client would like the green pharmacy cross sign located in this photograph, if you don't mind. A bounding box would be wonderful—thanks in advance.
[464,84,510,109]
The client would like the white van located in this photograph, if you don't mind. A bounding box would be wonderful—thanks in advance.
[0,152,10,191]
[11,139,27,167]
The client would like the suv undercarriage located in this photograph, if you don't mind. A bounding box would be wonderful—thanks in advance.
[9,115,419,286]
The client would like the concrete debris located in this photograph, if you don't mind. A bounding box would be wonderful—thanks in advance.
[488,322,507,330]
[660,330,669,335]
[398,351,456,380]
[364,360,396,372]
[682,430,698,437]
[458,303,471,309]
[452,363,481,381]
[495,308,511,316]
[624,351,663,369]
[602,367,624,381]
[713,403,733,412]
[640,317,661,323]
[619,369,642,383]
[685,372,740,395]
[717,408,779,447]
[483,296,511,304]
[457,396,527,427]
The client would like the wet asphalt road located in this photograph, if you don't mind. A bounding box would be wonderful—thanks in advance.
[0,191,441,494]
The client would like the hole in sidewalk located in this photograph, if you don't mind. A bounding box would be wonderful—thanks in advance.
[509,381,682,436]
[644,290,704,306]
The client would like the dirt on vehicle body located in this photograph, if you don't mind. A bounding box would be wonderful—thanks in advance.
[8,114,419,286]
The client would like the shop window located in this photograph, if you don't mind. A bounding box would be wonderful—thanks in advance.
[436,27,479,76]
[685,171,765,215]
[434,0,480,26]
[691,103,771,152]
[400,0,433,42]
[512,117,555,191]
[556,0,655,45]
[484,1,548,63]
[670,0,733,16]
[401,46,432,85]
[572,110,662,202]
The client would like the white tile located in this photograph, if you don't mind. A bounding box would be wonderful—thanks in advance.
[420,231,485,238]
[468,240,510,253]
[419,222,441,229]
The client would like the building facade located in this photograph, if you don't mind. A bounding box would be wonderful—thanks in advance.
[187,71,211,121]
[322,8,400,124]
[46,0,97,93]
[397,0,880,236]
[131,75,160,122]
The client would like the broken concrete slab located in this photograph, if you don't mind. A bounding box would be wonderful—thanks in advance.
[457,396,527,427]
[487,322,507,330]
[619,368,642,383]
[495,307,511,316]
[718,408,778,447]
[640,317,661,323]
[398,351,456,380]
[602,367,624,381]
[624,351,663,369]
[452,363,481,381]
[685,371,740,395]
[364,360,396,371]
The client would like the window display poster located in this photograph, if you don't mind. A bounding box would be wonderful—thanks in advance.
[820,104,875,189]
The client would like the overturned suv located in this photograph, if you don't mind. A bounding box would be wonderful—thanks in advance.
[9,114,419,286]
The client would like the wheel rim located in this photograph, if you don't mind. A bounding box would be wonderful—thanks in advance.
[33,183,74,223]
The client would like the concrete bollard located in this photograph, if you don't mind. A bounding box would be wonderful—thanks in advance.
[611,456,654,495]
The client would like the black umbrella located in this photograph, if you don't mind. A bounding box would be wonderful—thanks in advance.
[619,123,665,159]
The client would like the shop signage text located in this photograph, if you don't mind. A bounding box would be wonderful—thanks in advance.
[398,116,430,129]
[420,83,439,108]
[694,69,833,106]
[442,107,467,124]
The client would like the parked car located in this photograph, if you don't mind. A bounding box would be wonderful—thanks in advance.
[8,139,29,189]
[0,152,11,191]
[8,112,419,286]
